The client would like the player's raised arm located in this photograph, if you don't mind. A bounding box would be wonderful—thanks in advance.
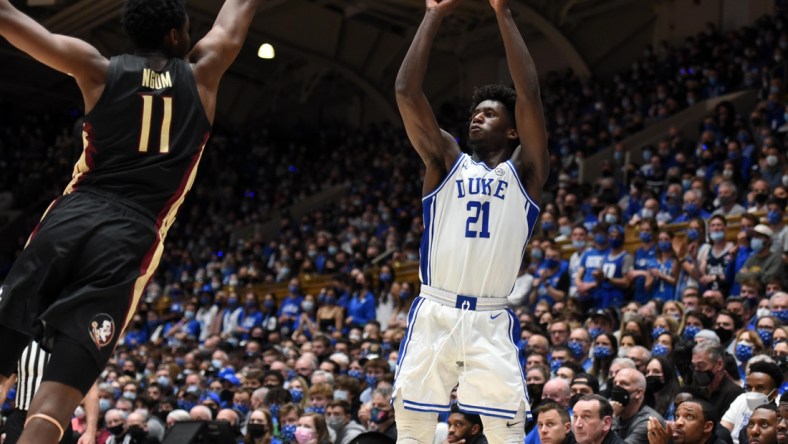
[491,0,548,203]
[395,0,462,194]
[0,0,108,109]
[189,0,264,123]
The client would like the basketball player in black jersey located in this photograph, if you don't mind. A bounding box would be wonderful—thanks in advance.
[0,0,263,442]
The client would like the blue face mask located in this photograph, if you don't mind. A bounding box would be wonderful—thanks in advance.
[177,400,196,412]
[652,327,667,340]
[609,237,623,249]
[592,345,612,359]
[751,237,766,253]
[305,406,326,415]
[568,341,585,358]
[639,232,653,244]
[573,239,587,249]
[683,325,701,341]
[98,398,112,413]
[365,375,379,388]
[269,404,280,419]
[652,343,670,357]
[544,258,560,269]
[550,359,563,373]
[684,203,699,215]
[286,370,297,381]
[234,404,249,416]
[773,310,788,323]
[289,388,304,403]
[348,369,364,380]
[542,221,555,232]
[709,231,725,242]
[757,329,774,347]
[686,229,699,242]
[768,210,782,225]
[531,249,544,260]
[658,241,673,252]
[280,424,297,442]
[605,214,618,225]
[735,343,754,362]
[594,234,608,247]
[560,226,572,237]
[589,327,604,339]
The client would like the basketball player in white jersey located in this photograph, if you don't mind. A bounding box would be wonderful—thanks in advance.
[393,0,548,442]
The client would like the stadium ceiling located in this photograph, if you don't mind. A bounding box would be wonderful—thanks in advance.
[1,0,652,128]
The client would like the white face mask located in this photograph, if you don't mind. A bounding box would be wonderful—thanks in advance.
[757,308,771,318]
[745,391,770,411]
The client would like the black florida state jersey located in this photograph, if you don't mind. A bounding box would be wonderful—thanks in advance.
[66,54,212,232]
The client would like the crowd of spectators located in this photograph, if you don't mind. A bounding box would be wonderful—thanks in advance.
[3,7,788,444]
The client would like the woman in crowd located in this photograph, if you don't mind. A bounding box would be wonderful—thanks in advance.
[288,376,310,410]
[650,229,680,301]
[590,332,618,391]
[676,217,710,297]
[294,413,331,444]
[315,287,344,334]
[733,329,766,380]
[388,281,416,330]
[245,408,274,444]
[644,356,681,420]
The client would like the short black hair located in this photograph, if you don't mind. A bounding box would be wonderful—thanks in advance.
[469,84,518,128]
[122,0,187,51]
[748,361,784,388]
[449,404,483,431]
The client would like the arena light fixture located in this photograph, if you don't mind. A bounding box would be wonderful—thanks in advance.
[258,43,275,60]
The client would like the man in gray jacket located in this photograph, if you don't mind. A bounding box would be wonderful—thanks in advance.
[326,400,366,444]
[610,368,666,444]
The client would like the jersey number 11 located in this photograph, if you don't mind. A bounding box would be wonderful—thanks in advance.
[138,94,173,154]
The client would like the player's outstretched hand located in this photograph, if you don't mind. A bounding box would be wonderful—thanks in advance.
[426,0,462,15]
[489,0,510,13]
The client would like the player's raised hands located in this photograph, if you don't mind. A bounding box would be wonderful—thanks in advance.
[426,0,462,15]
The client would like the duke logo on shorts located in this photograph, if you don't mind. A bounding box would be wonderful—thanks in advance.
[394,153,539,419]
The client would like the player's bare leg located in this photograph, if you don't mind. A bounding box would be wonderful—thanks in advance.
[18,381,82,444]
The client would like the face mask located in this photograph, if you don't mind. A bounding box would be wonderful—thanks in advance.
[589,328,604,339]
[684,203,698,215]
[269,404,280,419]
[751,237,765,253]
[641,208,655,219]
[99,398,112,413]
[746,391,770,411]
[658,241,672,252]
[593,345,612,359]
[646,375,664,392]
[610,385,631,406]
[379,272,392,282]
[643,150,653,162]
[227,299,238,308]
[211,359,223,369]
[280,424,297,442]
[544,258,560,269]
[768,210,782,225]
[157,376,170,388]
[767,155,779,167]
[686,229,699,242]
[302,301,314,312]
[348,369,364,380]
[639,232,653,243]
[568,341,585,358]
[605,214,618,224]
[264,300,275,310]
[559,226,572,237]
[683,325,701,341]
[128,425,146,439]
[709,231,725,242]
[715,327,733,344]
[542,221,555,232]
[550,359,563,373]
[610,237,623,249]
[248,423,267,438]
[572,239,587,249]
[774,310,788,324]
[594,234,608,247]
[652,343,669,357]
[527,384,544,403]
[718,195,733,206]
[108,424,124,436]
[303,406,325,415]
[531,249,544,260]
[735,343,754,362]
[370,407,392,424]
[652,327,667,339]
[757,329,773,347]
[289,388,304,403]
[755,193,769,204]
[327,416,345,431]
[757,308,772,318]
[365,375,378,388]
[177,400,196,411]
[294,426,315,443]
[693,370,715,387]
[618,346,631,359]
[333,390,348,401]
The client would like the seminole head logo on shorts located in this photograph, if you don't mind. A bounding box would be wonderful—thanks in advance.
[88,314,115,349]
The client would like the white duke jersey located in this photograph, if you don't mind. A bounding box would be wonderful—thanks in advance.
[420,153,540,298]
